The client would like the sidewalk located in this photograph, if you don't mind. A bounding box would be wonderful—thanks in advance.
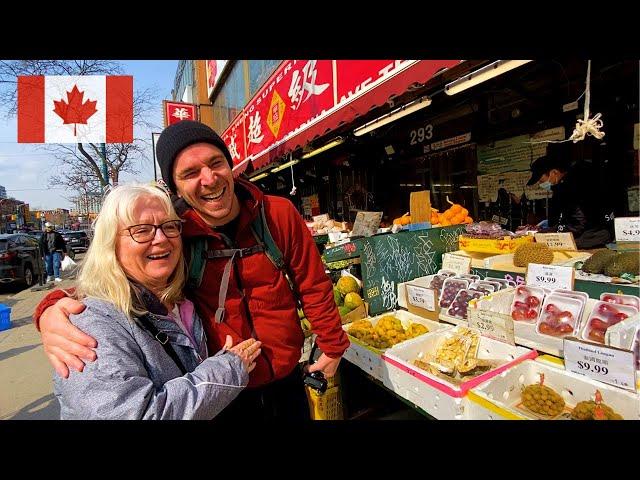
[0,278,75,420]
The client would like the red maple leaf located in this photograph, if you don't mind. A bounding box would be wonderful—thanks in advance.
[53,85,98,137]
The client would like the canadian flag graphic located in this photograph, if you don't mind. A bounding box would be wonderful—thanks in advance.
[18,75,133,143]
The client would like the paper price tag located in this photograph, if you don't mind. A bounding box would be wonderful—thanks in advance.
[468,309,515,345]
[405,284,436,311]
[614,217,640,243]
[563,338,637,392]
[526,263,574,291]
[441,253,471,275]
[534,232,577,251]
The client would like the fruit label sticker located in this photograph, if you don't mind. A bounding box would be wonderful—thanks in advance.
[526,263,574,291]
[563,338,637,392]
[406,284,436,311]
[534,232,577,250]
[614,217,640,242]
[468,309,515,345]
[441,253,471,275]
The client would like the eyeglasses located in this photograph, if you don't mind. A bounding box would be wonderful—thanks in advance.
[124,220,183,243]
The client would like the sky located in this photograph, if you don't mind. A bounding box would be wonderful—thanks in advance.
[0,60,179,210]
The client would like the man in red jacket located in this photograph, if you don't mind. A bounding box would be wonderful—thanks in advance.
[35,120,349,420]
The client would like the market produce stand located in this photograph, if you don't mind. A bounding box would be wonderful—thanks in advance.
[326,228,640,420]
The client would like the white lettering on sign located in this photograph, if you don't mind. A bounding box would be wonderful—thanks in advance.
[614,217,640,242]
[526,263,574,291]
[468,309,515,345]
[409,123,433,145]
[564,338,637,392]
[534,233,577,251]
[406,284,436,311]
[441,253,471,275]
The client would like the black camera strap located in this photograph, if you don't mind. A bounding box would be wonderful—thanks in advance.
[135,314,188,375]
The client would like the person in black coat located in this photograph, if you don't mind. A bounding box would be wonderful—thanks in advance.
[39,222,67,282]
[527,143,612,249]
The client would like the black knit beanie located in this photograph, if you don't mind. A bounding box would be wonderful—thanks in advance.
[155,120,233,192]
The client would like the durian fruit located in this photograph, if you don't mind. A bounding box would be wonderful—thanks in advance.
[603,252,640,277]
[582,249,618,274]
[513,242,554,267]
[521,383,565,417]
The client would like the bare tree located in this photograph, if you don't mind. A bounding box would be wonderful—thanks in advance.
[0,60,161,194]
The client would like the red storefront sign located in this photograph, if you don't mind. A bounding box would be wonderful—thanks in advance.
[221,60,461,169]
[243,60,334,159]
[163,100,198,127]
[222,113,246,167]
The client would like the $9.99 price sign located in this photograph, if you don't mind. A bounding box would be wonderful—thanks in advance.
[526,263,574,291]
[563,338,637,392]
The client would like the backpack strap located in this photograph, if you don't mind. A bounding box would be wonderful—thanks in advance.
[250,202,302,308]
[135,314,188,375]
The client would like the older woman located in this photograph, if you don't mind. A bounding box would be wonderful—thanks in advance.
[54,184,261,419]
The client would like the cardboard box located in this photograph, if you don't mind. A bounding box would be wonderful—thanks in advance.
[340,302,368,324]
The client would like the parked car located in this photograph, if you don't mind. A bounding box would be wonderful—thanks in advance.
[61,230,90,254]
[0,233,46,287]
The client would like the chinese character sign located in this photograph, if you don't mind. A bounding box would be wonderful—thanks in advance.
[222,113,246,167]
[244,60,333,158]
[163,101,198,127]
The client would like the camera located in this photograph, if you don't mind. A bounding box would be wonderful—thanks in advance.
[303,341,328,394]
[303,370,328,394]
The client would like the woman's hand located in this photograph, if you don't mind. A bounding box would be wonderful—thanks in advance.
[223,335,262,373]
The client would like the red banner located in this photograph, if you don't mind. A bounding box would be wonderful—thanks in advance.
[222,112,246,166]
[164,100,198,127]
[335,60,415,102]
[243,60,334,159]
[221,60,461,167]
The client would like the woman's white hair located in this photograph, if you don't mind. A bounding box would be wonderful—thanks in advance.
[76,183,185,317]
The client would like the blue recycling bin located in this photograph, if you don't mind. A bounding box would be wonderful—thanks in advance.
[0,304,11,331]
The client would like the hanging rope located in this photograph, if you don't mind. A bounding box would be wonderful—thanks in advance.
[289,153,297,196]
[526,60,605,145]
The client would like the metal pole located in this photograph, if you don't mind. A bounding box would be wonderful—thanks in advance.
[151,133,158,182]
[101,143,109,187]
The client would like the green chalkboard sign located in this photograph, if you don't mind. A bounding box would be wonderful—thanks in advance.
[361,226,465,316]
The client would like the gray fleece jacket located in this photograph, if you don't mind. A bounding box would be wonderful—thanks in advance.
[53,297,248,420]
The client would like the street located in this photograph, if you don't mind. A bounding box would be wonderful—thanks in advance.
[0,254,82,420]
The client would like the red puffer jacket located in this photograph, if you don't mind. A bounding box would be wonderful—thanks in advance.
[182,178,349,388]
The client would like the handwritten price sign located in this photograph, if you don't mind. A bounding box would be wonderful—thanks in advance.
[564,338,637,392]
[406,284,436,311]
[526,264,574,291]
[441,253,471,275]
[468,309,515,345]
[614,217,640,243]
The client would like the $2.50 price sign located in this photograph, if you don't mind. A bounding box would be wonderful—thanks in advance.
[563,338,637,392]
[526,263,574,291]
[405,284,436,311]
[614,217,640,242]
[468,309,515,345]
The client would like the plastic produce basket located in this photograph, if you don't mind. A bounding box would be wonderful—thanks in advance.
[306,385,343,420]
[0,304,11,332]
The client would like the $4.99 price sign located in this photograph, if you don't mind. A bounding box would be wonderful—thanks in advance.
[526,263,574,291]
[614,217,640,242]
[563,338,637,392]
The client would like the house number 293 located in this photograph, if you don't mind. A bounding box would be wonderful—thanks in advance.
[409,124,433,145]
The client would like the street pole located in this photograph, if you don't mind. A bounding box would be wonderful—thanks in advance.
[101,143,109,188]
[151,133,158,182]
